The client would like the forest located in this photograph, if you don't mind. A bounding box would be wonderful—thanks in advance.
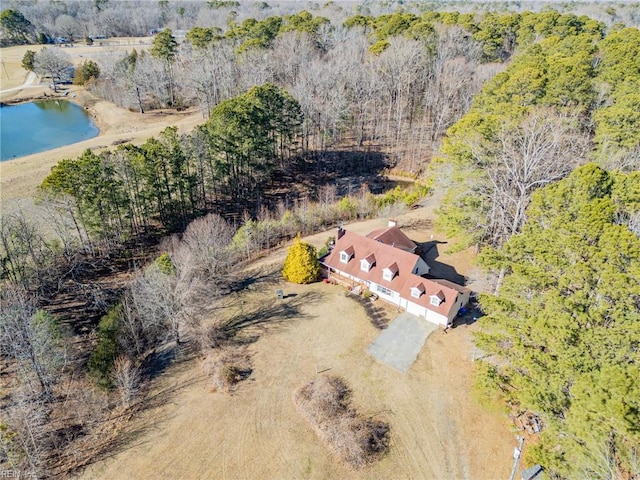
[1,1,639,479]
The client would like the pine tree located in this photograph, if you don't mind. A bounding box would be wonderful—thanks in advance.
[475,164,640,479]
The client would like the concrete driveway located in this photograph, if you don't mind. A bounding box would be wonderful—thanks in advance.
[367,312,438,373]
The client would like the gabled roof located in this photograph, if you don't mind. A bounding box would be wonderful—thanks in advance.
[341,245,355,256]
[430,278,471,294]
[324,230,464,318]
[366,225,417,253]
[325,231,420,287]
[432,290,446,301]
[383,262,399,274]
[363,253,376,264]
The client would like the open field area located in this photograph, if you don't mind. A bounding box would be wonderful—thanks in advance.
[0,40,203,204]
[77,204,513,480]
[79,279,514,480]
[0,39,154,92]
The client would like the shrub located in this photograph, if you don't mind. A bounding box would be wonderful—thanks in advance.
[294,375,390,468]
[154,252,176,275]
[88,305,121,388]
[73,59,100,85]
[21,49,35,71]
[282,234,320,284]
[202,348,252,392]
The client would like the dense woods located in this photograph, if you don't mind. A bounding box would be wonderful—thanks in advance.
[437,23,640,250]
[40,83,303,241]
[1,2,639,479]
[476,165,640,479]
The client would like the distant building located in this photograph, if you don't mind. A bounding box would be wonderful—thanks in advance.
[522,465,544,480]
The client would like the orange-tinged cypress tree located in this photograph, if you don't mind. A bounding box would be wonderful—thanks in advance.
[282,234,320,284]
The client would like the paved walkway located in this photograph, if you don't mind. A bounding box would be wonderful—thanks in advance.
[0,72,39,94]
[367,312,438,372]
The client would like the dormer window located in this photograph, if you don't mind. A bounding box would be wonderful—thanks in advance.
[339,246,355,264]
[382,262,398,282]
[360,254,375,272]
[411,284,425,299]
[430,290,445,306]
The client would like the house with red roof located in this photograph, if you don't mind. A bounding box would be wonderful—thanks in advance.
[323,225,470,326]
[365,220,418,253]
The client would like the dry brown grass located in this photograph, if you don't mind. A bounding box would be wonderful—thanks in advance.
[294,375,390,469]
[78,208,514,480]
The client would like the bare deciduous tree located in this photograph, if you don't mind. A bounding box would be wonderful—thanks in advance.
[0,286,65,399]
[111,356,141,407]
[474,107,589,246]
[34,47,72,92]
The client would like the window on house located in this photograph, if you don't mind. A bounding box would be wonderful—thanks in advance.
[430,295,442,306]
[411,288,421,299]
[340,252,351,263]
[383,270,393,281]
[376,285,392,296]
[360,259,370,272]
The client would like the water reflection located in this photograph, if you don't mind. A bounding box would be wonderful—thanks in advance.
[0,100,99,161]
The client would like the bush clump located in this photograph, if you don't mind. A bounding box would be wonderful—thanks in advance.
[294,375,390,468]
[202,347,252,392]
[282,234,320,284]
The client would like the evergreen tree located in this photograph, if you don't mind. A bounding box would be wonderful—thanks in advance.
[282,234,320,284]
[0,9,34,45]
[21,49,35,71]
[475,164,640,479]
[150,28,178,106]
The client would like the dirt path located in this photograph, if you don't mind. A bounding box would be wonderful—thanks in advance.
[0,71,37,94]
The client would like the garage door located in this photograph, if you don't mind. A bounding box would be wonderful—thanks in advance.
[406,301,424,317]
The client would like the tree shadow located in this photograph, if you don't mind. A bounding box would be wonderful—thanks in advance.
[346,294,391,330]
[228,263,282,293]
[417,240,467,285]
[142,342,179,381]
[219,290,323,342]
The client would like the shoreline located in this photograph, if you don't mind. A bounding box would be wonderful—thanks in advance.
[1,93,102,163]
[0,84,204,203]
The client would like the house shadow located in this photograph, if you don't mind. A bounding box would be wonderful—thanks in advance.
[453,301,483,328]
[417,240,466,286]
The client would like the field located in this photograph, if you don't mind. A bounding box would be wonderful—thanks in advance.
[0,41,203,204]
[78,211,514,480]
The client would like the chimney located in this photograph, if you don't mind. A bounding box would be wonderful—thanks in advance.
[337,226,345,240]
[388,219,397,227]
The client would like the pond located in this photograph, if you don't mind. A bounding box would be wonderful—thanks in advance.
[0,100,99,161]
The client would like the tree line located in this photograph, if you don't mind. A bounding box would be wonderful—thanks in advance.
[475,164,640,479]
[91,11,491,172]
[3,1,639,47]
[436,23,640,250]
[39,83,302,246]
